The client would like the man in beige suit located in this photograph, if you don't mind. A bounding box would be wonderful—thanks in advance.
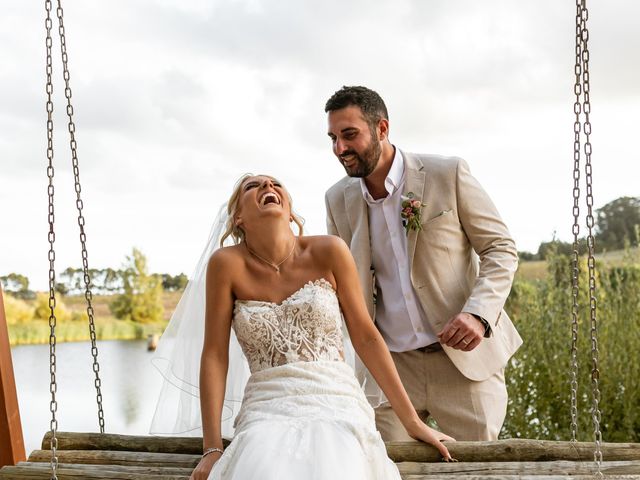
[324,86,522,441]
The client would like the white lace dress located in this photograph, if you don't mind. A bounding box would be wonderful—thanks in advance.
[207,279,401,479]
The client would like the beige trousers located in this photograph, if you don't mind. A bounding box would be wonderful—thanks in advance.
[375,349,507,441]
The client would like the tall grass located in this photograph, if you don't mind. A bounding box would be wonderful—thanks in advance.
[502,251,640,442]
[8,319,166,346]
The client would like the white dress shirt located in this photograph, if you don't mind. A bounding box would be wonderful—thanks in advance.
[360,147,438,352]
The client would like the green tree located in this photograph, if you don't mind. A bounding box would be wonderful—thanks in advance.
[161,273,188,291]
[0,273,35,300]
[596,196,640,251]
[109,248,164,324]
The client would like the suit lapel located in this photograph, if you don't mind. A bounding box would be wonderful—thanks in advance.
[402,152,426,265]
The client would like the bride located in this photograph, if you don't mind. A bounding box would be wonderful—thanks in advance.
[155,174,454,480]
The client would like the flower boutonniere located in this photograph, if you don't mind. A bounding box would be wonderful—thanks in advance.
[401,192,424,235]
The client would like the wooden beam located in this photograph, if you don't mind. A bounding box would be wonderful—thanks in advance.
[385,439,640,463]
[41,431,230,454]
[397,459,640,475]
[0,464,190,479]
[0,287,26,467]
[39,432,640,463]
[28,450,200,469]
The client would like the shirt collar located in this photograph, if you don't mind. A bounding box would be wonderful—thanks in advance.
[360,146,404,201]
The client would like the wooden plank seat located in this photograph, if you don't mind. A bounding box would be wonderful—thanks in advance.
[0,432,639,479]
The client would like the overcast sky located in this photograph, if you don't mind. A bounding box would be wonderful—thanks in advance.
[1,0,638,291]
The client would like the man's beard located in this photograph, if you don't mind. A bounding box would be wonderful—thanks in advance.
[340,134,382,178]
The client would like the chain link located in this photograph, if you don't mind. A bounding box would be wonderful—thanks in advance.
[54,0,106,434]
[572,1,603,477]
[569,0,583,444]
[44,0,59,477]
[578,1,604,476]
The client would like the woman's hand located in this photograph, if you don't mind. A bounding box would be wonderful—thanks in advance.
[406,421,456,461]
[189,452,222,480]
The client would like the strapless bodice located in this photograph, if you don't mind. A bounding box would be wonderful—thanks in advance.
[232,279,344,373]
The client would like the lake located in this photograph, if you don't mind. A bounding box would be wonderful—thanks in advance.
[10,339,166,455]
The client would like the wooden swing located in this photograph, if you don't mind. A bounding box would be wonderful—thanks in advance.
[1,0,639,478]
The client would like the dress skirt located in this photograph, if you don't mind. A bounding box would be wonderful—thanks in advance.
[208,360,401,479]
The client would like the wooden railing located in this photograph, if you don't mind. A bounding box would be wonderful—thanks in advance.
[0,287,26,467]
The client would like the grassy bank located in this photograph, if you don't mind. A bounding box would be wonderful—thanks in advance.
[6,292,180,347]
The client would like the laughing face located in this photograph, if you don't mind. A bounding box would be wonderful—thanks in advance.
[235,175,291,230]
[327,105,383,178]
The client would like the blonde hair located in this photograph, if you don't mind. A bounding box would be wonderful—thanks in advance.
[220,173,305,247]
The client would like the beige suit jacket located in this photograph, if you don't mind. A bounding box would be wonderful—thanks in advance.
[325,151,522,381]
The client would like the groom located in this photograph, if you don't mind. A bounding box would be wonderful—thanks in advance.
[324,86,522,441]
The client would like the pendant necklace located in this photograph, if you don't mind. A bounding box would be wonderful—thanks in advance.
[245,238,296,272]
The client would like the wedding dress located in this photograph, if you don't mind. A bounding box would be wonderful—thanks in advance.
[207,278,401,480]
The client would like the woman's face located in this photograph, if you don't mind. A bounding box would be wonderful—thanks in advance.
[235,175,291,229]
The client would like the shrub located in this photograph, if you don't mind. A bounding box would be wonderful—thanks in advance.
[2,294,34,324]
[502,252,640,442]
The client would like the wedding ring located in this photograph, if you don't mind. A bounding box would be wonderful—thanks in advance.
[461,339,469,345]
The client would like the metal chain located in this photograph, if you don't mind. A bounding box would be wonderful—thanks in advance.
[44,0,59,477]
[569,0,583,444]
[577,1,604,476]
[572,1,604,477]
[54,0,106,433]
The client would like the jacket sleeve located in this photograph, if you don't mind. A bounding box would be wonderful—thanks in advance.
[455,158,518,325]
[325,192,339,236]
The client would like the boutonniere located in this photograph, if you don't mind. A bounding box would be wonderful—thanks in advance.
[401,192,424,235]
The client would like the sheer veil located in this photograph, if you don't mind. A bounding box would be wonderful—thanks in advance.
[149,203,250,438]
[149,202,385,438]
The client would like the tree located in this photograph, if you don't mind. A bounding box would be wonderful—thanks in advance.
[161,273,188,291]
[109,248,164,323]
[0,273,35,300]
[596,196,640,251]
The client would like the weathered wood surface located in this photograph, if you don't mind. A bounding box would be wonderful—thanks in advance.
[387,439,640,463]
[0,464,189,479]
[400,476,640,480]
[40,432,640,463]
[11,461,193,476]
[41,431,230,454]
[397,460,640,475]
[4,468,639,480]
[29,450,200,468]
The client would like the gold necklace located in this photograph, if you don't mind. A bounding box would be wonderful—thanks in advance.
[245,238,296,272]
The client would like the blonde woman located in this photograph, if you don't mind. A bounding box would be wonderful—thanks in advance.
[161,174,453,480]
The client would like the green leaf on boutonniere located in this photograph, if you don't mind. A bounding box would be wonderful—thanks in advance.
[400,192,424,235]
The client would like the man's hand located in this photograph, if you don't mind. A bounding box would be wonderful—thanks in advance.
[437,313,485,351]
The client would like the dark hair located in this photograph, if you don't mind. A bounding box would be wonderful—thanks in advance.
[324,86,389,130]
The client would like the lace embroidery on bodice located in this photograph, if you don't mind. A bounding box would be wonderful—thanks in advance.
[233,279,344,373]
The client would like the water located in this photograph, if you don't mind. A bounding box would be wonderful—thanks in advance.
[10,340,165,455]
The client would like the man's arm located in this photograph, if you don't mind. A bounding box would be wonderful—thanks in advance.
[456,158,518,325]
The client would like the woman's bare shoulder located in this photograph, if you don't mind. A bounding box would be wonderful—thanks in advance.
[208,244,244,271]
[300,235,350,262]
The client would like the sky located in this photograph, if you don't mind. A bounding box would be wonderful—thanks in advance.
[1,0,639,291]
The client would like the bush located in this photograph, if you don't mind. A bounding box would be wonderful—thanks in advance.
[33,292,72,323]
[502,252,640,442]
[2,294,34,324]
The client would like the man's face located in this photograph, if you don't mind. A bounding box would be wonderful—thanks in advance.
[327,105,382,178]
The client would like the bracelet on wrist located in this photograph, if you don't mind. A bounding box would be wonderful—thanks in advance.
[202,447,224,458]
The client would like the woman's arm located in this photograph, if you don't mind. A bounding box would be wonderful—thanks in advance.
[190,251,235,479]
[327,237,454,459]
